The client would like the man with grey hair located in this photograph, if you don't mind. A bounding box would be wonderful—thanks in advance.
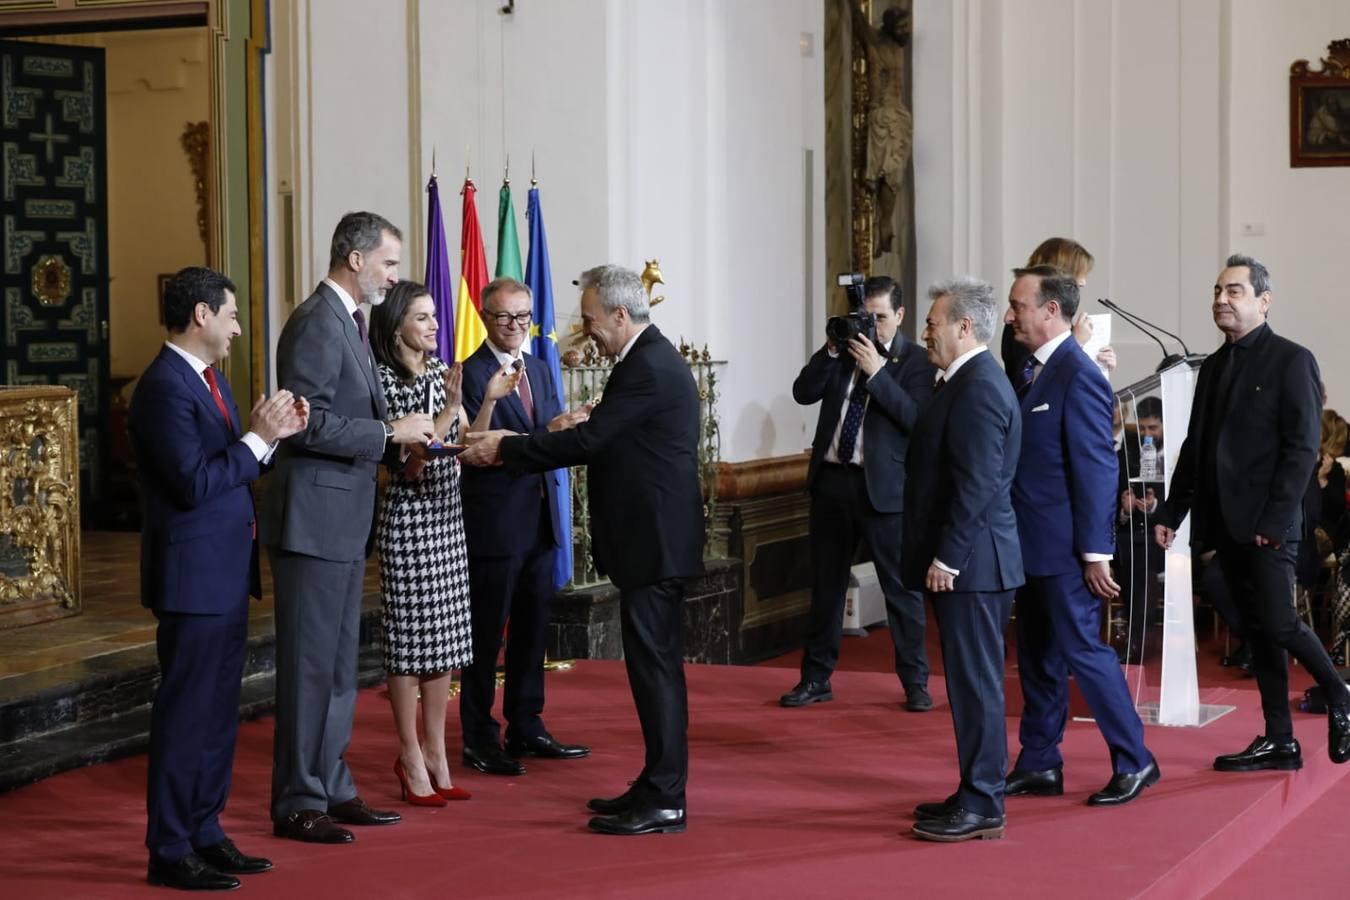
[459,276,590,777]
[1159,253,1350,770]
[903,276,1023,841]
[461,264,704,835]
[263,211,434,844]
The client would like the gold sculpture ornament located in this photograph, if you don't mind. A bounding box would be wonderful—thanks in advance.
[640,259,666,306]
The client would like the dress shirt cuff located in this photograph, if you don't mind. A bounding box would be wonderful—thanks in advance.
[1082,552,1113,563]
[933,559,960,577]
[241,432,271,462]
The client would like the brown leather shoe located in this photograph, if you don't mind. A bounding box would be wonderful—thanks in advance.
[272,810,354,844]
[328,796,402,826]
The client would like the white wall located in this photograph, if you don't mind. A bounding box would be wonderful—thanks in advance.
[1226,0,1350,406]
[267,0,826,461]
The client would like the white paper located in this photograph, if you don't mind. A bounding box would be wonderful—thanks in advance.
[1082,313,1112,380]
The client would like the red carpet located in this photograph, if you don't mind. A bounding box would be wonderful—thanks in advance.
[2,639,1346,899]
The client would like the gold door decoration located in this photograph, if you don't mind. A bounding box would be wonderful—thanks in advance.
[0,386,81,628]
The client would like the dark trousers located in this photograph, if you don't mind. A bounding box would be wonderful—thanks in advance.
[932,589,1014,819]
[620,578,689,809]
[801,464,928,688]
[461,515,557,748]
[1214,533,1349,739]
[1015,572,1151,775]
[269,550,365,820]
[145,601,248,862]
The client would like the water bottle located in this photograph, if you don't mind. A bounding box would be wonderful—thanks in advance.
[1139,435,1158,482]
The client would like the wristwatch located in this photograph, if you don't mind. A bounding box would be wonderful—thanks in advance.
[382,421,395,441]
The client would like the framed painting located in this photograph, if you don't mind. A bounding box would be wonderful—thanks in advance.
[1290,39,1350,168]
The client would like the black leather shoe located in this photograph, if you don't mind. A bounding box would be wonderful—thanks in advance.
[780,680,832,707]
[328,796,401,826]
[912,793,958,820]
[147,854,240,891]
[1329,707,1350,764]
[911,808,1004,842]
[463,744,527,775]
[1005,766,1063,796]
[506,733,591,759]
[272,810,354,844]
[588,788,641,814]
[1087,759,1160,806]
[905,685,934,712]
[588,805,686,835]
[1221,643,1252,670]
[1214,735,1302,772]
[195,838,273,875]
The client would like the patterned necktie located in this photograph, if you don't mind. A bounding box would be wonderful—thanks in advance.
[202,366,233,433]
[513,359,534,423]
[1014,356,1037,398]
[352,307,370,354]
[835,371,868,464]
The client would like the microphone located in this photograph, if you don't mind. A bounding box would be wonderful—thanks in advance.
[1100,298,1192,356]
[1096,298,1188,370]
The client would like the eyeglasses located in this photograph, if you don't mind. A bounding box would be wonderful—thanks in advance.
[485,311,532,326]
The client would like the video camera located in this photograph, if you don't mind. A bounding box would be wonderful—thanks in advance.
[825,272,876,345]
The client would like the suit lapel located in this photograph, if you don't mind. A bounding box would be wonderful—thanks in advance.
[318,284,382,406]
[1022,336,1074,412]
[161,346,233,436]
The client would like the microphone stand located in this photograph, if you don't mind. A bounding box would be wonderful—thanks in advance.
[1096,298,1186,370]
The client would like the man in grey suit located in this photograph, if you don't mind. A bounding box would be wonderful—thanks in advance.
[262,212,434,844]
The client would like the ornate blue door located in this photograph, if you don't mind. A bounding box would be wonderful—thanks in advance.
[1,39,110,524]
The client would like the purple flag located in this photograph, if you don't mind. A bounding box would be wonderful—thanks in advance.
[425,175,455,363]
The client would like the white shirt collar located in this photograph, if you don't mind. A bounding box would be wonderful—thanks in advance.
[164,340,211,381]
[485,339,524,367]
[323,277,359,316]
[1032,328,1074,366]
[939,344,988,383]
[616,324,650,363]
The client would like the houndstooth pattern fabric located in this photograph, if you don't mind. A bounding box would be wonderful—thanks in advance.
[376,357,473,674]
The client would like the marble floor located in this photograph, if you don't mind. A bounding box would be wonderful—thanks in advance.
[0,531,381,684]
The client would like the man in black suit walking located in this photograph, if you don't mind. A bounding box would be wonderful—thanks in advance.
[462,264,704,836]
[781,276,935,712]
[459,277,591,776]
[904,276,1024,842]
[1157,253,1350,770]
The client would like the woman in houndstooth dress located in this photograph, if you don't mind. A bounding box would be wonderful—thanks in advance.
[370,280,520,804]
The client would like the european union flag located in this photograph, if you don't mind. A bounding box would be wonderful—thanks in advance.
[525,185,572,590]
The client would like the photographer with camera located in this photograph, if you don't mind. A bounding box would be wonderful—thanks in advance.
[780,275,936,712]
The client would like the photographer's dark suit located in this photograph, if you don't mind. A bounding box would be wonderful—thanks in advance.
[1160,323,1347,739]
[794,333,934,693]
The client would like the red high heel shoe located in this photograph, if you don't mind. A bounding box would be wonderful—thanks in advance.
[430,776,472,801]
[394,759,447,807]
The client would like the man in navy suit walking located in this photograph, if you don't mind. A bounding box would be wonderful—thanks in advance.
[459,277,591,776]
[1003,265,1158,807]
[903,277,1023,842]
[130,267,307,890]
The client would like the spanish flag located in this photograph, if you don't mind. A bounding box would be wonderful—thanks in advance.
[454,178,490,361]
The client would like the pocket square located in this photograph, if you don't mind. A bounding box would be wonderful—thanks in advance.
[1031,403,1050,412]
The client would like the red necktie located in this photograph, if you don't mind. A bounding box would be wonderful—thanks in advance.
[203,366,232,431]
[513,359,534,423]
